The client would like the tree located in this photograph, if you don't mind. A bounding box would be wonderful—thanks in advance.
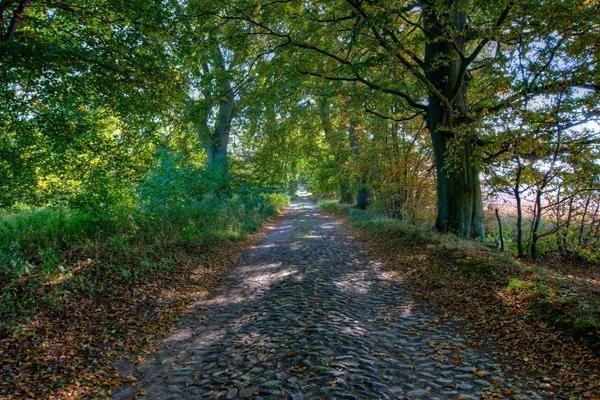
[218,0,598,240]
[317,90,355,203]
[0,0,183,207]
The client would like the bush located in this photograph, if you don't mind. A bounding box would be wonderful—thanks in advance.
[317,199,347,214]
[137,151,288,245]
[0,148,288,324]
[0,205,128,280]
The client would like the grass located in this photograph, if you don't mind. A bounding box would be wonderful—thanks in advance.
[318,199,348,214]
[0,189,287,398]
[319,199,599,397]
[0,192,287,325]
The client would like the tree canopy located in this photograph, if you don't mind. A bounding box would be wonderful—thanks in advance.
[1,0,598,251]
[1,2,599,397]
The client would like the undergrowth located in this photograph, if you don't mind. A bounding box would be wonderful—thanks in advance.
[1,151,288,329]
[0,151,288,397]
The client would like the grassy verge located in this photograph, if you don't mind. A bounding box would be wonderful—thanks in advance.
[0,194,287,398]
[319,200,599,398]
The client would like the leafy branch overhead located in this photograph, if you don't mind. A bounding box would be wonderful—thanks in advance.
[0,0,598,398]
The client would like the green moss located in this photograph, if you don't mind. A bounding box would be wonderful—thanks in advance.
[507,278,526,290]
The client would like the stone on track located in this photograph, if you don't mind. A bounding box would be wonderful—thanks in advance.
[112,201,541,400]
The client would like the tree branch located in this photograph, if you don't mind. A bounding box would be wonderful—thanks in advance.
[364,105,424,122]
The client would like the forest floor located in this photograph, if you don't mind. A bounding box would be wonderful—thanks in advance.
[0,210,279,399]
[111,201,555,400]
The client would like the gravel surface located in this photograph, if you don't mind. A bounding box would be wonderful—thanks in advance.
[112,201,542,400]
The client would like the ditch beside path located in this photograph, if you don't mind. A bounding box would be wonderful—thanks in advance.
[112,200,542,400]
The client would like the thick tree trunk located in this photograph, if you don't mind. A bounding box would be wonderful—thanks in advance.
[356,186,369,209]
[202,121,230,178]
[200,44,234,181]
[428,123,484,238]
[423,1,484,239]
[205,94,233,171]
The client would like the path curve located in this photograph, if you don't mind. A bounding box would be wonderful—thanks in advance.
[113,201,541,400]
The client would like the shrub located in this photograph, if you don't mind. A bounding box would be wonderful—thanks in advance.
[0,206,126,280]
[0,148,288,324]
[136,152,287,245]
[318,199,347,214]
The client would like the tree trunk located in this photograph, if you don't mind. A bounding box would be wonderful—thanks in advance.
[428,127,484,238]
[529,189,543,259]
[495,208,504,252]
[199,43,235,182]
[514,161,525,257]
[578,190,592,247]
[318,95,354,203]
[2,0,29,43]
[556,193,574,255]
[356,186,369,209]
[423,2,484,239]
[348,120,369,209]
[205,89,234,172]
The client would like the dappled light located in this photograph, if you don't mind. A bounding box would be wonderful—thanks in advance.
[320,221,342,230]
[1,0,598,398]
[108,200,560,399]
[246,267,297,289]
[334,271,373,295]
[300,234,323,239]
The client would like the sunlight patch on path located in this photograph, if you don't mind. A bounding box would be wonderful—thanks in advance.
[112,199,543,400]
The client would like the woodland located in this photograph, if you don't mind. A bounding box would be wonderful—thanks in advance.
[0,0,599,398]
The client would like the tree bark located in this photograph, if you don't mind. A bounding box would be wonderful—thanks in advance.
[356,186,369,209]
[529,188,543,259]
[423,1,485,239]
[2,0,28,43]
[495,208,504,252]
[514,160,525,257]
[197,44,235,178]
[348,120,369,209]
[578,190,592,247]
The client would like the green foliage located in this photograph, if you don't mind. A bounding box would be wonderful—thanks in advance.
[139,150,210,217]
[137,149,286,242]
[317,200,347,214]
[0,206,124,279]
[507,278,527,291]
[0,149,287,322]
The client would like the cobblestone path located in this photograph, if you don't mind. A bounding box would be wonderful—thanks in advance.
[112,201,542,400]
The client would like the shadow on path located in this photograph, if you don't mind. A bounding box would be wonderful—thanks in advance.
[112,201,541,400]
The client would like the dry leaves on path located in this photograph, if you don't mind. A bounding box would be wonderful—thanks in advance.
[0,217,280,399]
